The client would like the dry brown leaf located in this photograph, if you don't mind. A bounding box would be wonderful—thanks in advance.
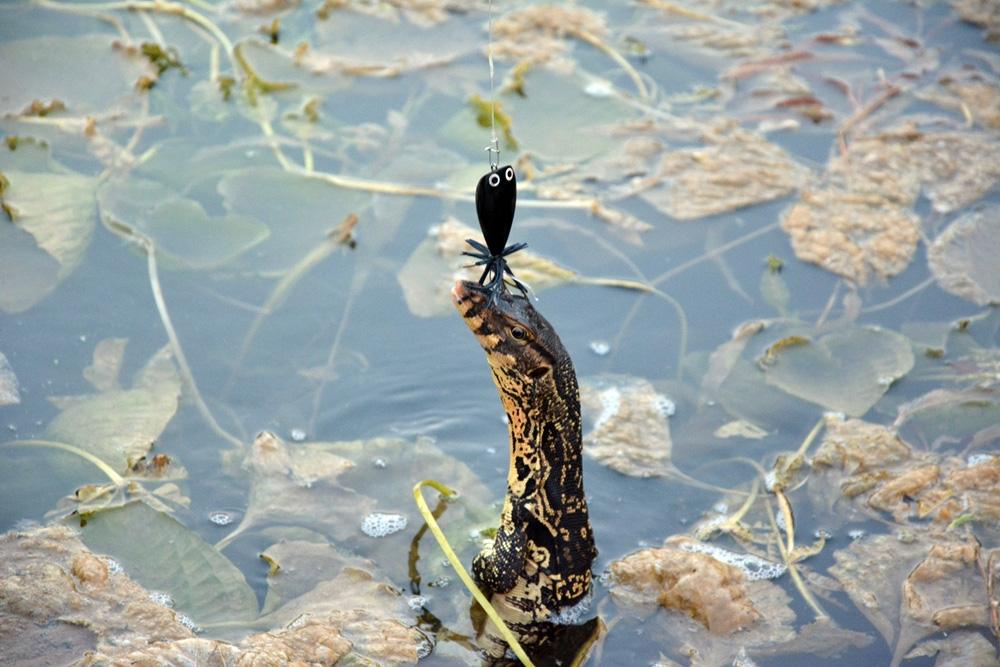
[812,414,912,473]
[492,5,607,68]
[639,124,808,220]
[830,531,990,665]
[783,123,1000,283]
[953,0,1000,41]
[609,541,761,634]
[812,414,1000,525]
[0,525,194,660]
[781,188,920,284]
[580,375,673,477]
[905,630,1000,666]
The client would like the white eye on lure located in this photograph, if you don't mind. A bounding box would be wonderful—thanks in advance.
[489,173,500,187]
[505,167,514,181]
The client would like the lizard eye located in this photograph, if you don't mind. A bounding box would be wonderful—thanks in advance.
[505,167,514,181]
[489,173,500,187]
[510,326,527,340]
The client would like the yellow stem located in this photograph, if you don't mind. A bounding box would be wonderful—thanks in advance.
[413,480,536,667]
[2,439,124,485]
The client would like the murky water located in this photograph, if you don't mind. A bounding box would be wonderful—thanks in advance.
[1,1,998,665]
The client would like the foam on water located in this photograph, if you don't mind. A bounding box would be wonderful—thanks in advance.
[547,592,592,625]
[361,512,408,537]
[678,541,786,581]
[148,591,174,608]
[968,453,996,466]
[592,387,621,431]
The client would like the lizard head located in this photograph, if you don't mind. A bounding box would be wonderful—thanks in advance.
[451,280,565,382]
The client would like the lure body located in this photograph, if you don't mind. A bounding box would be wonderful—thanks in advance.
[464,164,528,299]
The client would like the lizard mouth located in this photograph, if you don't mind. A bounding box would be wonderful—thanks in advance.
[451,280,486,313]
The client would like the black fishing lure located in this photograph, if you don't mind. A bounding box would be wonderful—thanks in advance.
[464,164,528,298]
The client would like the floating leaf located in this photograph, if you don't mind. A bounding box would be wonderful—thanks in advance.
[0,351,20,406]
[580,375,674,477]
[46,344,181,472]
[72,501,258,626]
[928,205,1000,306]
[760,326,914,417]
[0,171,96,313]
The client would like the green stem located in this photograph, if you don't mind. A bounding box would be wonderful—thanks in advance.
[413,480,536,667]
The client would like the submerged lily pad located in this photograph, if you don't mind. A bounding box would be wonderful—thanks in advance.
[72,501,258,626]
[218,167,366,271]
[0,34,154,116]
[46,344,181,472]
[760,326,914,417]
[927,206,1000,306]
[829,531,989,665]
[0,170,96,313]
[98,178,270,270]
[223,432,493,587]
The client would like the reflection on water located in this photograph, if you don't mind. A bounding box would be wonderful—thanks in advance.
[1,0,998,664]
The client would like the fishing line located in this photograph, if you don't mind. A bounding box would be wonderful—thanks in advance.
[486,0,500,170]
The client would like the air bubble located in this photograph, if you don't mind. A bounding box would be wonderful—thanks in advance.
[848,529,866,541]
[416,635,434,659]
[427,576,451,588]
[105,558,123,574]
[655,395,676,417]
[208,510,236,526]
[361,512,408,538]
[589,340,610,356]
[407,595,428,610]
[372,457,388,469]
[678,541,786,581]
[289,428,307,442]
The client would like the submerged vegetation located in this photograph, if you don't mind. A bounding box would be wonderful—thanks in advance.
[0,0,998,665]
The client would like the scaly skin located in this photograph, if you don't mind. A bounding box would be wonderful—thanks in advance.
[451,280,597,660]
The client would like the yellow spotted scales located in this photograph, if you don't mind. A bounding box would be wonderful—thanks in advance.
[452,280,597,660]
